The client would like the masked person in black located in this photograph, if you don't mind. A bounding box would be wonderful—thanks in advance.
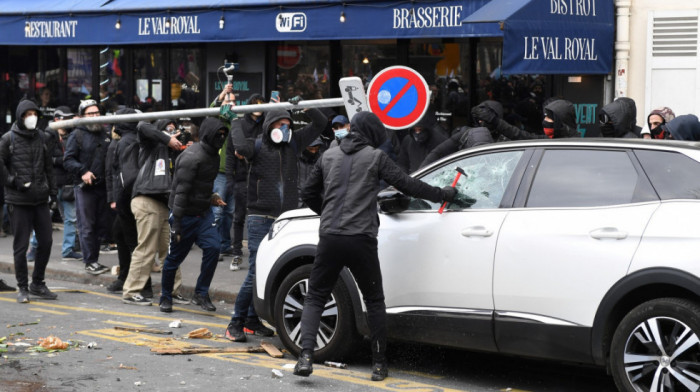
[598,99,638,138]
[642,107,675,139]
[294,112,457,381]
[297,137,324,207]
[224,105,327,342]
[0,99,57,303]
[397,118,447,173]
[473,98,580,140]
[63,99,112,275]
[665,114,700,141]
[159,117,229,313]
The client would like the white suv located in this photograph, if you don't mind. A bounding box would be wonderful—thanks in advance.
[253,138,700,392]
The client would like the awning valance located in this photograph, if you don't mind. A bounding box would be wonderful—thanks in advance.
[462,0,614,75]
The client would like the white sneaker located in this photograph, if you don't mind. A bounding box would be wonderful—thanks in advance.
[230,256,242,271]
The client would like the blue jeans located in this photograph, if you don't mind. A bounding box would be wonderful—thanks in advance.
[161,210,220,301]
[231,215,274,321]
[212,173,235,252]
[29,187,78,258]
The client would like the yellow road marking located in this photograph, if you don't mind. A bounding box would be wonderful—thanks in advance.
[0,297,228,329]
[104,320,146,328]
[28,307,69,315]
[398,369,444,380]
[79,328,468,392]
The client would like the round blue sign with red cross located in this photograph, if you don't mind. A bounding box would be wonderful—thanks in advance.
[367,66,429,130]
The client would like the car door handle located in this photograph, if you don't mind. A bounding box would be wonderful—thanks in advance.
[461,226,493,237]
[589,227,628,240]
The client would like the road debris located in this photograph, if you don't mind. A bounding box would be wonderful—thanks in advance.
[151,346,265,355]
[186,328,212,339]
[119,363,138,370]
[271,369,284,378]
[38,336,69,350]
[114,326,172,335]
[324,361,348,369]
[168,320,182,328]
[6,320,39,328]
[87,342,98,349]
[261,341,284,358]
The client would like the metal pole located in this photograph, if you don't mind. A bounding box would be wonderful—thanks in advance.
[49,98,345,130]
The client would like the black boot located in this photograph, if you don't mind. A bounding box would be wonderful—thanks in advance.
[371,362,388,381]
[293,349,314,377]
[0,279,16,292]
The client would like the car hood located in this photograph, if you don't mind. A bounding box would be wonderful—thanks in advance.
[277,208,318,220]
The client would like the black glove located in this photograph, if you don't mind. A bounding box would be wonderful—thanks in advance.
[171,218,182,244]
[471,105,498,129]
[441,186,457,203]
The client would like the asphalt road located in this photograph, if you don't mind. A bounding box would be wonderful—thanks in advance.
[0,272,618,392]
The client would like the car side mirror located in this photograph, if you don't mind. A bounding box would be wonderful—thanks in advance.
[378,189,410,214]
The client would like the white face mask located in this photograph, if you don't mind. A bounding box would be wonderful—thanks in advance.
[24,115,38,130]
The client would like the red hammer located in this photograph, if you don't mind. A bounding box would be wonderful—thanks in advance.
[438,167,466,214]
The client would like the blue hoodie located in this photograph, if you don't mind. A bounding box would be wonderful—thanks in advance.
[666,114,700,141]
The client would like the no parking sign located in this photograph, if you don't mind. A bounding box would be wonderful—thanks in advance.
[367,66,429,130]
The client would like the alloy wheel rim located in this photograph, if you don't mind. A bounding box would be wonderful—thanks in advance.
[623,316,700,391]
[281,278,339,350]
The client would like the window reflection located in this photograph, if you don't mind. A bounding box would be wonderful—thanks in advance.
[171,47,203,109]
[100,47,126,113]
[67,48,93,111]
[134,48,165,112]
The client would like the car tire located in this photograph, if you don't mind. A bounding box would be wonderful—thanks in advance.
[610,297,700,392]
[273,264,360,362]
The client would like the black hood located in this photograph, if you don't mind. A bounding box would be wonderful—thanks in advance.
[15,100,39,131]
[199,117,229,152]
[261,110,293,144]
[340,112,387,154]
[247,93,264,105]
[155,119,175,132]
[666,114,700,141]
[545,99,579,138]
[599,100,634,137]
[616,97,638,125]
[411,118,433,143]
[480,100,504,120]
[114,108,138,136]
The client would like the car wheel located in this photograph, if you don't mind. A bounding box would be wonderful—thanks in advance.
[273,264,360,362]
[610,298,700,392]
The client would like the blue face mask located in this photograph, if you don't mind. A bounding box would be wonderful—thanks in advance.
[334,128,349,140]
[270,123,292,144]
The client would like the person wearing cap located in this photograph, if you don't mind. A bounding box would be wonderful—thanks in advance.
[0,99,57,303]
[642,107,676,139]
[63,99,112,276]
[331,115,350,145]
[222,102,327,342]
[225,93,266,271]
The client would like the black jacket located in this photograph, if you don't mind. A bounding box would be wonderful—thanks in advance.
[63,123,112,186]
[397,120,447,173]
[421,126,494,168]
[169,117,228,219]
[226,112,264,184]
[599,99,638,138]
[0,100,56,205]
[132,119,175,204]
[108,110,139,210]
[302,111,444,237]
[232,108,326,218]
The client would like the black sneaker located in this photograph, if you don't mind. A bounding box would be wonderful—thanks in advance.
[106,279,124,293]
[371,362,389,381]
[244,317,274,336]
[0,279,15,292]
[191,293,216,311]
[230,256,243,271]
[172,293,190,305]
[17,288,30,304]
[225,319,246,342]
[29,283,58,300]
[159,297,173,313]
[61,251,83,261]
[122,294,151,306]
[99,244,118,255]
[85,262,109,275]
[293,350,314,377]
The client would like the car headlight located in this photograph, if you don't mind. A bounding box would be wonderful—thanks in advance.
[268,219,290,240]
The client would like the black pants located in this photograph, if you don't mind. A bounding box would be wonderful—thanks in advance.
[231,180,247,256]
[299,233,387,363]
[9,203,53,289]
[113,211,141,284]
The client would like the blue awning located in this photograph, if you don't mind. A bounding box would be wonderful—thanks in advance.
[0,0,502,45]
[462,0,614,75]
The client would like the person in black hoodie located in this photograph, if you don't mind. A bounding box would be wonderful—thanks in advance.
[63,100,112,275]
[665,114,700,141]
[397,119,447,173]
[473,98,580,140]
[159,117,229,313]
[0,99,57,303]
[293,111,457,380]
[224,93,265,271]
[598,99,639,139]
[224,106,327,342]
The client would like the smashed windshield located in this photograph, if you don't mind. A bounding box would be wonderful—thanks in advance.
[408,150,524,211]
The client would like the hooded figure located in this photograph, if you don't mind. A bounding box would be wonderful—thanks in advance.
[543,99,580,138]
[294,111,456,380]
[598,100,638,138]
[473,98,580,140]
[616,97,642,137]
[643,107,676,139]
[665,114,700,141]
[397,118,447,173]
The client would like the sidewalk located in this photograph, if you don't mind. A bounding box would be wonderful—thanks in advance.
[0,225,248,304]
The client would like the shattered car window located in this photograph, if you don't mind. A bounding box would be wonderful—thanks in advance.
[408,150,524,210]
